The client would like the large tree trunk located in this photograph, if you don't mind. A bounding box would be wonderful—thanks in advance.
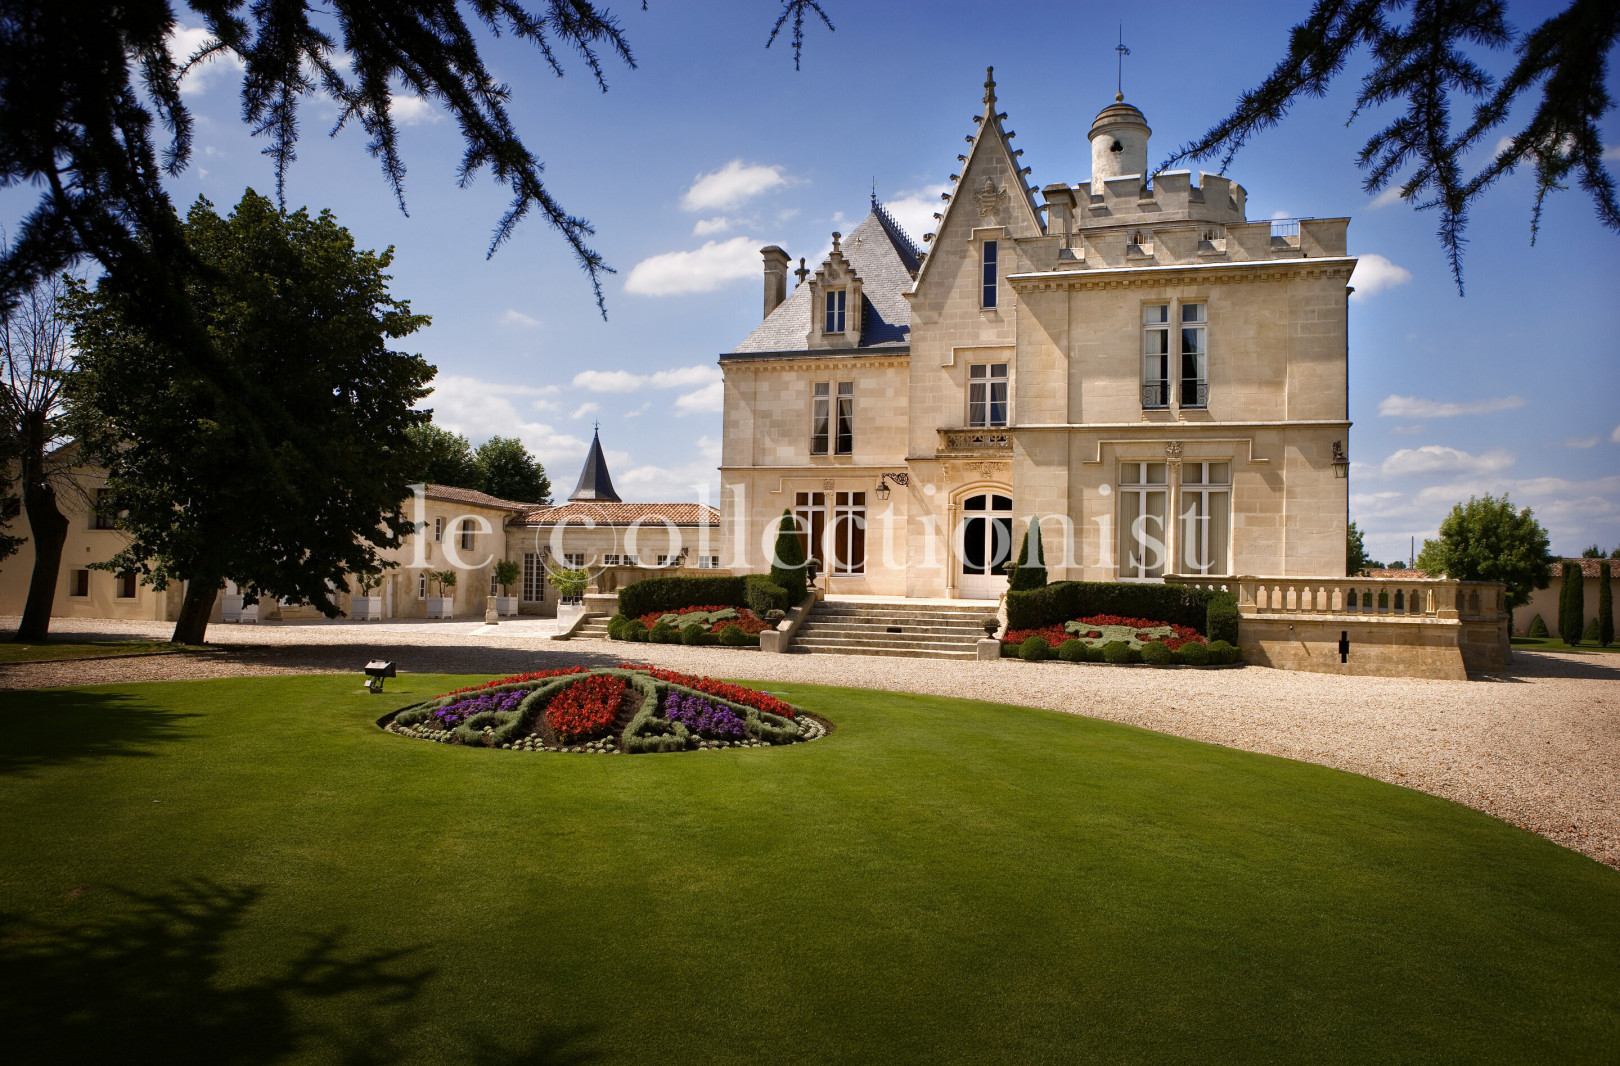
[171,579,220,645]
[14,413,69,643]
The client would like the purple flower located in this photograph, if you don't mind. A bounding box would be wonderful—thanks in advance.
[662,691,747,739]
[434,688,525,728]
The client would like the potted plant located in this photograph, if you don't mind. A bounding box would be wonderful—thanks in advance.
[492,559,522,617]
[550,564,591,629]
[427,568,457,619]
[353,572,385,620]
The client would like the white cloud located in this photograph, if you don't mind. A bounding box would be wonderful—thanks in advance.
[417,375,588,470]
[882,183,950,246]
[1604,145,1620,161]
[1612,424,1620,443]
[569,402,600,420]
[500,309,540,328]
[692,217,732,236]
[615,436,723,503]
[623,402,652,419]
[1270,209,1292,220]
[166,25,245,96]
[1378,394,1525,418]
[1389,424,1425,435]
[1349,253,1412,298]
[1381,446,1515,477]
[674,381,725,415]
[624,238,759,295]
[1368,186,1406,209]
[573,365,720,393]
[389,93,442,125]
[680,161,786,212]
[1565,435,1600,449]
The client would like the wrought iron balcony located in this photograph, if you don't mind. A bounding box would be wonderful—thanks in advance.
[1142,380,1170,409]
[1180,379,1209,408]
[937,428,1012,455]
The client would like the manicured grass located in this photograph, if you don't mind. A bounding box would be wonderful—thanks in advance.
[1,674,1615,1064]
[0,639,179,663]
[1512,635,1620,654]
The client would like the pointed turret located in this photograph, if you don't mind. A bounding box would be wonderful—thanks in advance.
[568,426,621,502]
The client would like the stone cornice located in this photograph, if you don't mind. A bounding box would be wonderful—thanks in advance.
[1006,256,1356,292]
[720,353,911,373]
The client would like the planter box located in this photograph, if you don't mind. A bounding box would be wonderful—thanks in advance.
[353,595,384,621]
[221,594,244,623]
[238,603,258,624]
[556,603,587,632]
[426,596,455,619]
[495,595,519,618]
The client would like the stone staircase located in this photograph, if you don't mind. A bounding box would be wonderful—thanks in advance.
[570,615,612,640]
[790,600,993,660]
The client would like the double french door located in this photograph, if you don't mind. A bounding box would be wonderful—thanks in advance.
[958,493,1012,599]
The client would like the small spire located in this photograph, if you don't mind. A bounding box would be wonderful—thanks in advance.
[983,65,996,108]
[830,230,841,253]
[871,177,878,208]
[1116,24,1131,99]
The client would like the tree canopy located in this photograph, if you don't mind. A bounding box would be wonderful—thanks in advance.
[1414,493,1551,611]
[1161,0,1620,291]
[65,190,433,644]
[406,423,482,491]
[474,435,550,504]
[1346,519,1380,575]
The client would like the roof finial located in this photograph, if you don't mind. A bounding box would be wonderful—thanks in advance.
[983,65,996,108]
[1115,24,1130,101]
[871,176,878,208]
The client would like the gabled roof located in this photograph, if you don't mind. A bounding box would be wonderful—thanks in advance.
[423,483,535,511]
[516,502,720,527]
[568,428,620,502]
[729,205,918,356]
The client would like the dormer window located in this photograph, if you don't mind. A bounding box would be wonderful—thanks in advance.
[824,289,846,333]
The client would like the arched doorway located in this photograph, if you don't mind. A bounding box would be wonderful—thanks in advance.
[957,492,1012,599]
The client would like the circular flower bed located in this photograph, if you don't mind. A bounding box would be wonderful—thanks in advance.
[606,605,772,646]
[384,666,828,753]
[1000,614,1241,666]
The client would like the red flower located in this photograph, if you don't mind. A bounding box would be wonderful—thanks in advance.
[617,665,796,719]
[438,666,587,698]
[636,605,772,636]
[545,674,627,742]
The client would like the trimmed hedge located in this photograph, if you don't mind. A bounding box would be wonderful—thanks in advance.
[1057,638,1086,662]
[1008,580,1238,645]
[1140,641,1173,666]
[617,573,790,622]
[1206,640,1239,665]
[1177,641,1211,667]
[1018,635,1053,661]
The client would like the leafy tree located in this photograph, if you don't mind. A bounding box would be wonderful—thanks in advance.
[1386,560,1407,571]
[65,190,433,645]
[1598,558,1613,648]
[405,423,481,490]
[474,436,550,504]
[769,510,807,606]
[0,269,79,640]
[1162,1,1620,291]
[1581,543,1603,558]
[1346,519,1379,575]
[1009,519,1047,591]
[493,559,521,597]
[0,425,23,567]
[1559,560,1585,644]
[1413,493,1551,612]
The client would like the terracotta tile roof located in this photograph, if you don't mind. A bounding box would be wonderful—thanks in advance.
[1360,568,1430,578]
[1557,558,1617,578]
[516,502,719,526]
[423,484,537,511]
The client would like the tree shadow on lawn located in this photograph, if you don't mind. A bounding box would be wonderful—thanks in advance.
[0,688,201,778]
[0,878,597,1066]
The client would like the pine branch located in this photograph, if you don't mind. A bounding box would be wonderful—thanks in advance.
[768,0,835,72]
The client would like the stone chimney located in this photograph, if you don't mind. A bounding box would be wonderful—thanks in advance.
[760,245,790,319]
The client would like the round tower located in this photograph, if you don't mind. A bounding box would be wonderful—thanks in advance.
[1088,93,1151,183]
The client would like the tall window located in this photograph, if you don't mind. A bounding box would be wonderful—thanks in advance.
[1180,303,1207,408]
[810,382,830,455]
[981,240,998,308]
[793,492,828,568]
[824,288,846,333]
[117,571,138,598]
[459,518,475,550]
[1180,462,1230,575]
[832,491,866,574]
[522,553,545,601]
[1119,461,1169,580]
[71,569,90,597]
[1142,304,1170,408]
[835,381,854,455]
[419,573,428,598]
[433,516,444,542]
[968,363,1009,427]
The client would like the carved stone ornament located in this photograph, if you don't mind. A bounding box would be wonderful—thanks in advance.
[1164,440,1183,458]
[975,177,1010,219]
[822,479,835,491]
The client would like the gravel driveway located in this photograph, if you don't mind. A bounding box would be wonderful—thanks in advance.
[4,615,1617,869]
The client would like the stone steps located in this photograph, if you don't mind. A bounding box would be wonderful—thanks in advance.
[788,600,994,660]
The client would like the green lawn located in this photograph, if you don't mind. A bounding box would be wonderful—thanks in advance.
[0,639,179,663]
[1512,635,1620,654]
[1,674,1615,1064]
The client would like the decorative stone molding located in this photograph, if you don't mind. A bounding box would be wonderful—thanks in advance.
[976,178,1010,219]
[1165,440,1183,458]
[938,428,1012,455]
[1006,259,1356,294]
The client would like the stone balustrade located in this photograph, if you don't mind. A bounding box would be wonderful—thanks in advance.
[937,428,1013,455]
[1165,575,1506,622]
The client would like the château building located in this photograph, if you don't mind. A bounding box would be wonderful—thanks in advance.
[719,69,1354,599]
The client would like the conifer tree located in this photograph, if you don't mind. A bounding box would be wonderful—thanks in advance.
[1009,519,1047,592]
[769,510,808,606]
[1559,560,1584,644]
[1598,559,1613,648]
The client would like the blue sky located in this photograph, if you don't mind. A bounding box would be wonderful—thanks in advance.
[18,0,1620,562]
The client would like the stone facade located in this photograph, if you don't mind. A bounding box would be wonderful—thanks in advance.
[718,70,1354,601]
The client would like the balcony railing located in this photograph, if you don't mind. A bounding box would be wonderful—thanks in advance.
[938,428,1012,455]
[1142,380,1170,408]
[1180,379,1208,408]
[1165,574,1507,621]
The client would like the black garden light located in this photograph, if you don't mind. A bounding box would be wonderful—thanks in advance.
[364,660,396,693]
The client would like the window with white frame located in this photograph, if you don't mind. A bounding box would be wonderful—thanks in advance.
[656,554,670,567]
[1179,462,1230,575]
[522,553,545,601]
[794,492,828,569]
[433,516,444,542]
[1142,305,1171,408]
[981,240,998,308]
[811,381,853,456]
[810,382,830,455]
[603,553,622,566]
[563,553,585,568]
[1118,461,1169,580]
[968,363,1009,427]
[418,573,428,598]
[831,491,866,574]
[459,518,475,550]
[489,574,499,595]
[696,555,720,569]
[824,288,846,333]
[1143,301,1208,409]
[835,381,853,454]
[1179,303,1207,408]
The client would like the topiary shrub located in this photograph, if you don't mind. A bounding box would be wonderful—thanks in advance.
[744,573,789,617]
[718,623,749,646]
[1178,641,1211,667]
[607,614,628,640]
[681,623,708,645]
[1204,591,1240,645]
[1008,520,1048,592]
[1102,640,1137,664]
[1057,638,1086,662]
[1527,613,1549,638]
[1206,639,1239,664]
[1018,635,1053,661]
[622,619,648,642]
[1583,617,1602,644]
[1085,644,1108,663]
[1140,640,1173,666]
[649,621,678,644]
[769,510,809,606]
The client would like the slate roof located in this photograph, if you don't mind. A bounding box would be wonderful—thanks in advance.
[568,428,621,502]
[729,205,919,356]
[516,502,720,527]
[423,484,535,511]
